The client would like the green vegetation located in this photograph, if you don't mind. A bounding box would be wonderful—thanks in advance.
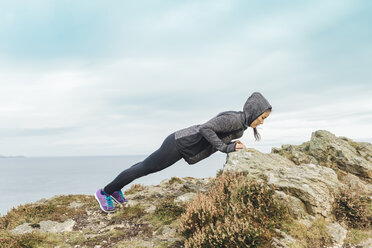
[0,231,59,248]
[151,198,186,225]
[343,228,372,246]
[1,165,371,247]
[215,169,223,177]
[112,204,147,221]
[0,195,95,230]
[280,217,333,248]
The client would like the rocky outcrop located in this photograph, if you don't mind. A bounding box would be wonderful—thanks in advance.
[271,130,372,181]
[1,177,212,248]
[224,129,372,248]
[225,149,342,220]
[1,130,371,248]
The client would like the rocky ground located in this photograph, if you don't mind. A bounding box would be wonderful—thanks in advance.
[1,176,213,248]
[1,129,371,248]
[224,130,372,248]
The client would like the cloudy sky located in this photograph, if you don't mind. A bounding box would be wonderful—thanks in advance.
[0,0,371,157]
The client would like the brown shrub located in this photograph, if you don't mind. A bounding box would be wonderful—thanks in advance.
[179,171,290,248]
[332,186,372,229]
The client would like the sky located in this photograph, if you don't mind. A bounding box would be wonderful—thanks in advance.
[0,0,371,157]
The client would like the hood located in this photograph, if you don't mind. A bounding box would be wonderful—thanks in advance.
[242,92,272,128]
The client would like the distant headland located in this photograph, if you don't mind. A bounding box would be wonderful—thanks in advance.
[0,155,26,158]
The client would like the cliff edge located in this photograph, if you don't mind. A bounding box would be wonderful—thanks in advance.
[1,130,371,248]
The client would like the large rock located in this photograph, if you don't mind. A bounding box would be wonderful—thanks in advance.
[224,148,342,219]
[224,148,297,182]
[272,130,372,181]
[223,130,372,247]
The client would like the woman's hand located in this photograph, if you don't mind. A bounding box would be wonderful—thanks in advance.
[235,140,246,151]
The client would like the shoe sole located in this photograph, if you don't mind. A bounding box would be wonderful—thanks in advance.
[94,193,115,213]
[111,196,128,205]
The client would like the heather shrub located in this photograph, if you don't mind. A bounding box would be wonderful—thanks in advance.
[332,186,372,229]
[179,171,290,248]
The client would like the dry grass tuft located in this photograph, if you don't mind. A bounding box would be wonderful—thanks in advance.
[124,184,145,195]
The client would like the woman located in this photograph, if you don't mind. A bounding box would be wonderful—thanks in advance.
[95,92,272,213]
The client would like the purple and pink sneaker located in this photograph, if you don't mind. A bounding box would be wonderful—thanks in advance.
[111,190,128,204]
[95,189,115,213]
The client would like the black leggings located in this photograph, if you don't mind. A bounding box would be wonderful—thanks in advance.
[103,132,183,195]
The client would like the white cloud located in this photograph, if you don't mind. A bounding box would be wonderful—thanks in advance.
[0,0,371,156]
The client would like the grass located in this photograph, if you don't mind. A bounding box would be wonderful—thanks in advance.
[343,228,372,246]
[149,198,186,226]
[111,204,147,221]
[124,184,146,195]
[0,194,97,248]
[0,194,95,230]
[167,177,184,185]
[0,230,65,248]
[281,216,333,248]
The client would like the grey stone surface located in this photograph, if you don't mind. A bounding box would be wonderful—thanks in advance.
[224,149,342,218]
[11,219,75,234]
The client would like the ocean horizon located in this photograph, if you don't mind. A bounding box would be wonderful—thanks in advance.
[0,153,227,217]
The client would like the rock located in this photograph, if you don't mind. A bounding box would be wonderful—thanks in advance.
[11,219,75,234]
[225,148,297,177]
[224,148,342,218]
[272,130,372,181]
[272,190,308,219]
[357,238,372,248]
[326,222,347,247]
[298,215,316,228]
[174,192,196,204]
[269,163,341,218]
[35,198,48,204]
[271,236,290,248]
[3,130,371,248]
[272,142,318,165]
[68,201,84,209]
[161,225,176,239]
[272,228,296,247]
[340,172,372,196]
[10,223,35,234]
[145,205,156,213]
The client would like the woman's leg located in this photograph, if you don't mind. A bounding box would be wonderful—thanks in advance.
[102,132,182,195]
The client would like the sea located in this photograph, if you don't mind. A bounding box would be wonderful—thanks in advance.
[0,153,227,217]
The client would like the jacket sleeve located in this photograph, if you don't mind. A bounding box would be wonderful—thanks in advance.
[199,115,241,153]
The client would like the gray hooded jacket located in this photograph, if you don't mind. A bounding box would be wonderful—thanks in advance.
[174,92,272,165]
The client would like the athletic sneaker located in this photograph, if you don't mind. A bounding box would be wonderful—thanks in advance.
[95,189,115,213]
[111,190,128,204]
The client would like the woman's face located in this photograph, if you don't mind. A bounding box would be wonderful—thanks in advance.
[250,110,270,128]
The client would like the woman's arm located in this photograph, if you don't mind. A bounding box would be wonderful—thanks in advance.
[199,115,243,153]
